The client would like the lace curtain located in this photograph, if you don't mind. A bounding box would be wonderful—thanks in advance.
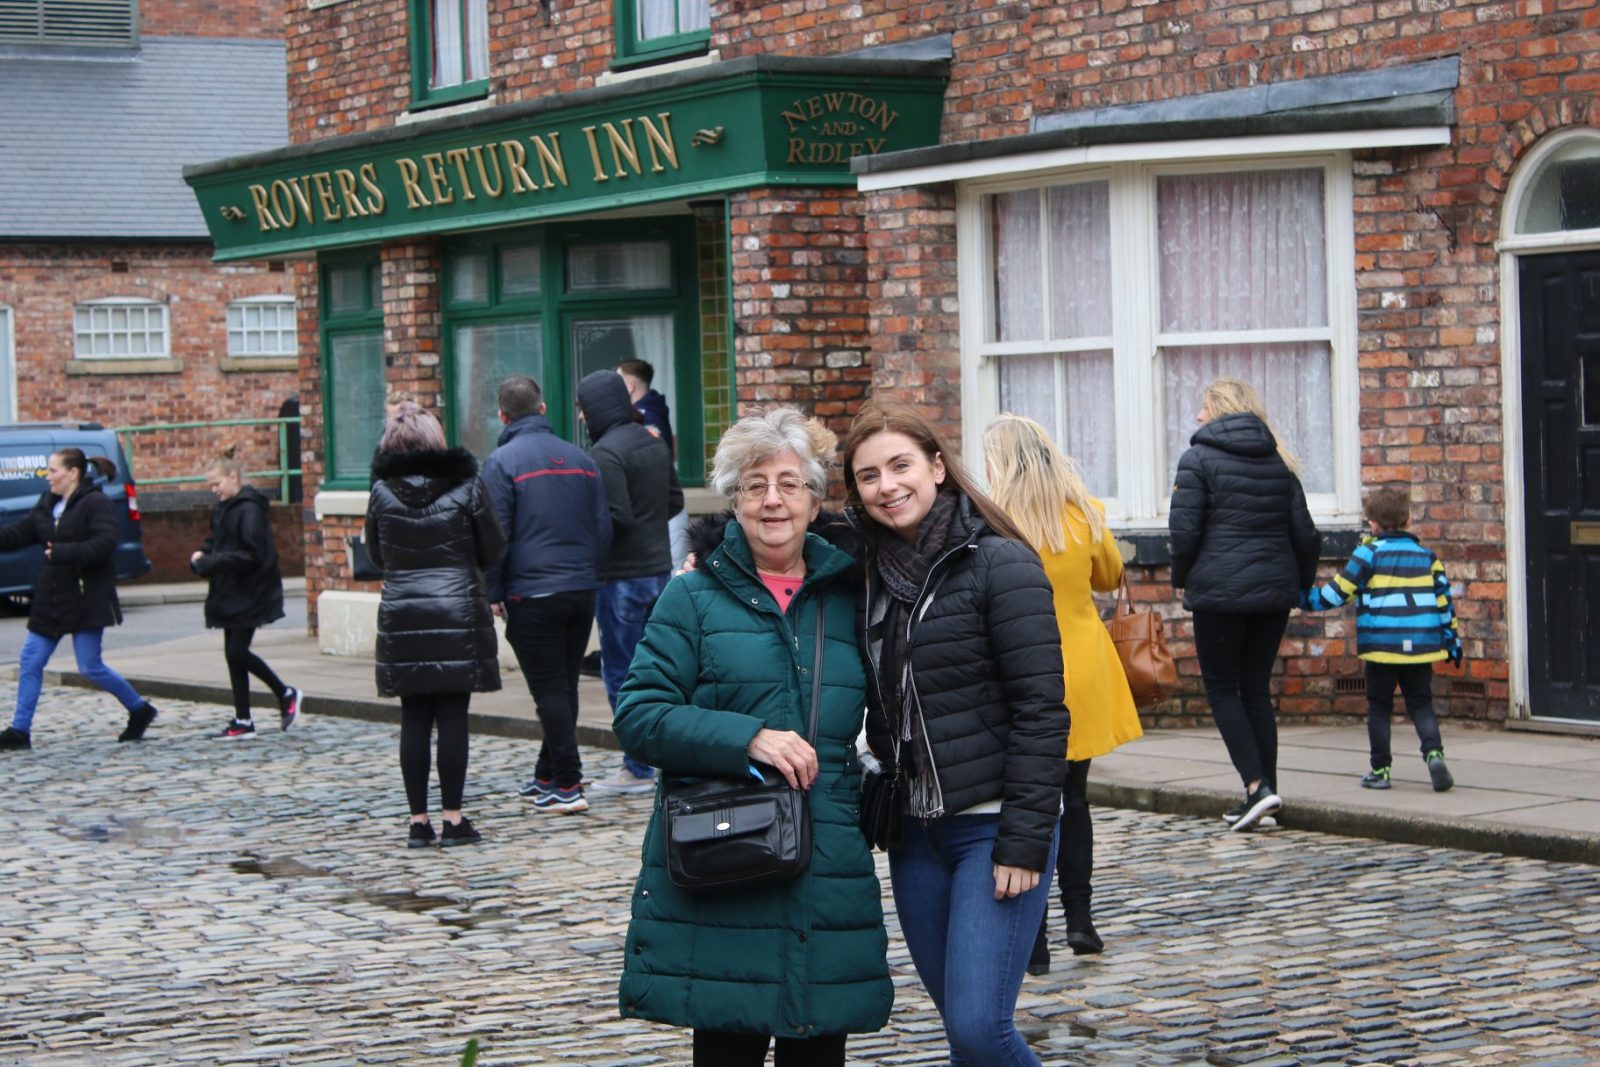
[1157,169,1333,492]
[639,0,709,39]
[992,182,1118,498]
[431,0,487,87]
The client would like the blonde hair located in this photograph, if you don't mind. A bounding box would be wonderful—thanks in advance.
[1202,377,1302,475]
[207,442,245,481]
[984,414,1105,554]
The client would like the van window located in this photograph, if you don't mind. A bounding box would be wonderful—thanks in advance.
[0,447,50,498]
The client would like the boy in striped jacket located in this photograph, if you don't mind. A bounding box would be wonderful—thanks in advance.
[1303,487,1461,792]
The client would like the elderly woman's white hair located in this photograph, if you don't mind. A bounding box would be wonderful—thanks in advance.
[709,408,837,501]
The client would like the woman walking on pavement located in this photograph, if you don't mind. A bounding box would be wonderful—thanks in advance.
[192,447,301,740]
[1169,378,1320,832]
[0,448,158,750]
[984,414,1143,973]
[844,398,1068,1067]
[366,402,506,848]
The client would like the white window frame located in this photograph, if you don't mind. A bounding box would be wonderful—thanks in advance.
[0,305,15,422]
[955,151,1362,528]
[226,296,298,359]
[72,298,170,360]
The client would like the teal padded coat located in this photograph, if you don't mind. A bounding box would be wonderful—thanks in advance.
[615,522,892,1039]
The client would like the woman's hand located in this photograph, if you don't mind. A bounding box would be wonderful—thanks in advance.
[43,541,52,561]
[993,864,1039,900]
[190,550,204,565]
[748,728,818,790]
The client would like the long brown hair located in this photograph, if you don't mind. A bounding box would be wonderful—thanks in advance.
[842,397,1027,546]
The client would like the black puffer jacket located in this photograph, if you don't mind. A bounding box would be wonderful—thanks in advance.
[366,448,506,698]
[1168,413,1321,613]
[192,486,285,629]
[860,497,1068,873]
[0,481,122,638]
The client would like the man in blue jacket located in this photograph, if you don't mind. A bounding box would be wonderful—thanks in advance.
[482,375,612,814]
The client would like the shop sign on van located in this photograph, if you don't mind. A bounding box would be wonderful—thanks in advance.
[186,57,946,261]
[0,453,48,481]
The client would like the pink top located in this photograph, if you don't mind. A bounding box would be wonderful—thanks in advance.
[758,570,802,612]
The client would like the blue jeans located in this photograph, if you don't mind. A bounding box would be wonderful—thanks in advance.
[13,629,144,733]
[889,813,1059,1067]
[596,573,669,777]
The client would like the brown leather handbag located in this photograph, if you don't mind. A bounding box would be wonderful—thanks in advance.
[1104,572,1177,708]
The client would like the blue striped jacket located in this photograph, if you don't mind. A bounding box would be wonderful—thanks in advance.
[1301,531,1461,664]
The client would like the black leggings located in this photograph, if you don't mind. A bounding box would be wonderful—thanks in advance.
[399,692,470,815]
[1192,609,1290,790]
[223,627,287,721]
[1057,758,1093,920]
[692,1030,845,1067]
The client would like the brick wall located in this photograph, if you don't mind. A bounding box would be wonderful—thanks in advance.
[0,242,304,490]
[142,0,283,40]
[135,503,306,582]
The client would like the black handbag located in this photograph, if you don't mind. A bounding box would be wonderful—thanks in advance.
[662,605,825,895]
[346,535,383,582]
[858,760,904,853]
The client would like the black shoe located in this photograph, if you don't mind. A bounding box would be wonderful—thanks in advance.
[407,821,436,849]
[1426,750,1454,792]
[579,650,602,678]
[439,816,482,847]
[279,687,303,732]
[1067,925,1105,956]
[1230,784,1282,832]
[1221,798,1248,824]
[0,726,31,750]
[1026,924,1051,976]
[117,703,158,743]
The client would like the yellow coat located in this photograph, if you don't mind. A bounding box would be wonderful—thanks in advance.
[1039,502,1143,762]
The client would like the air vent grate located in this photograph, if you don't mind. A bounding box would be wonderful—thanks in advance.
[0,0,137,46]
[1334,678,1366,694]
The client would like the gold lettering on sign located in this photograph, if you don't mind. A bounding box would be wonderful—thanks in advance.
[359,162,386,214]
[397,158,430,209]
[248,185,278,232]
[530,134,567,189]
[472,145,505,198]
[335,169,369,217]
[313,172,342,221]
[780,92,900,166]
[502,140,540,194]
[269,179,297,228]
[422,152,455,205]
[287,176,317,222]
[581,126,608,184]
[638,113,677,173]
[444,148,477,202]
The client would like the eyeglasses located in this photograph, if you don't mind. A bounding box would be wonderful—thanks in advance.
[736,477,809,501]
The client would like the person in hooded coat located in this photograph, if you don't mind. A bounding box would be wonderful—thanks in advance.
[1169,377,1321,833]
[365,403,505,848]
[0,448,158,750]
[191,448,298,740]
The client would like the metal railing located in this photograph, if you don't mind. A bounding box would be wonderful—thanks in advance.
[114,417,301,500]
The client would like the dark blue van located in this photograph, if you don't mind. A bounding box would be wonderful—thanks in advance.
[0,423,151,601]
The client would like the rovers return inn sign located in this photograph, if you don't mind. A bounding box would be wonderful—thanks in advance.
[185,56,947,261]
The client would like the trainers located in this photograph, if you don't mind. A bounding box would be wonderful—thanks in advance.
[518,776,554,799]
[1361,766,1392,790]
[588,766,657,795]
[532,784,589,814]
[117,702,158,743]
[279,688,303,732]
[1426,751,1454,792]
[406,821,436,849]
[213,719,257,740]
[1221,798,1248,824]
[439,816,482,847]
[1230,784,1282,833]
[0,726,31,750]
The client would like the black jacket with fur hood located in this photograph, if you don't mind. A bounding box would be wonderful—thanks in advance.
[365,448,506,698]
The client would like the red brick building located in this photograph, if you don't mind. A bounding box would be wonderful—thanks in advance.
[187,0,1600,731]
[0,0,298,553]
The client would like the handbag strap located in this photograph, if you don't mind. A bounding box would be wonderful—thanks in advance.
[1113,569,1133,619]
[806,600,825,745]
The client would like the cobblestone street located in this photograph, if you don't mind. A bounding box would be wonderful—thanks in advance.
[2,687,1598,1066]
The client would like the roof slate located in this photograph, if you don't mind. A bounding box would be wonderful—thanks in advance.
[0,36,287,239]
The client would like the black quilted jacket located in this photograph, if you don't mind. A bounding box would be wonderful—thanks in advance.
[365,448,506,698]
[0,481,122,638]
[860,496,1068,873]
[1168,413,1322,613]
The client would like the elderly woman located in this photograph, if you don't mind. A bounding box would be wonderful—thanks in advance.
[614,408,891,1067]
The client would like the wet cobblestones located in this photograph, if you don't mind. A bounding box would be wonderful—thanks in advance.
[1,687,1597,1065]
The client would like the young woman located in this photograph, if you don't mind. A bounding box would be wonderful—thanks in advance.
[984,414,1143,971]
[191,448,299,740]
[1169,378,1320,832]
[0,448,158,749]
[843,398,1067,1067]
[366,403,506,848]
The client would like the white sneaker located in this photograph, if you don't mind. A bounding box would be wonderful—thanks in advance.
[587,766,657,795]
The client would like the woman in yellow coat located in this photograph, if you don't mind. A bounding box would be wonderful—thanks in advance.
[985,415,1143,972]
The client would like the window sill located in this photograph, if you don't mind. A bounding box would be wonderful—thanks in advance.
[600,47,718,84]
[1111,524,1364,568]
[221,356,298,373]
[314,488,370,518]
[66,358,182,376]
[407,81,491,115]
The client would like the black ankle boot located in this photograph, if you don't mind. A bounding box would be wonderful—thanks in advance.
[1067,902,1104,955]
[1026,922,1051,975]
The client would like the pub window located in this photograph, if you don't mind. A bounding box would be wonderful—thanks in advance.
[73,299,168,359]
[319,256,385,487]
[613,0,709,69]
[408,0,489,110]
[227,297,298,358]
[444,235,545,460]
[963,156,1359,524]
[0,0,138,47]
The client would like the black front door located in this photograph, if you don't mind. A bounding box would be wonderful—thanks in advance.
[1520,251,1600,721]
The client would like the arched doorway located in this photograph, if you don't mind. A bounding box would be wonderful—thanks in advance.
[1501,127,1600,725]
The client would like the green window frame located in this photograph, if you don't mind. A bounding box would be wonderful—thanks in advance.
[408,0,490,111]
[612,0,710,71]
[441,218,705,485]
[318,253,386,489]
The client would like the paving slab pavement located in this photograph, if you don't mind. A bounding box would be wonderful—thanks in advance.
[36,583,1600,867]
[3,686,1599,1065]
